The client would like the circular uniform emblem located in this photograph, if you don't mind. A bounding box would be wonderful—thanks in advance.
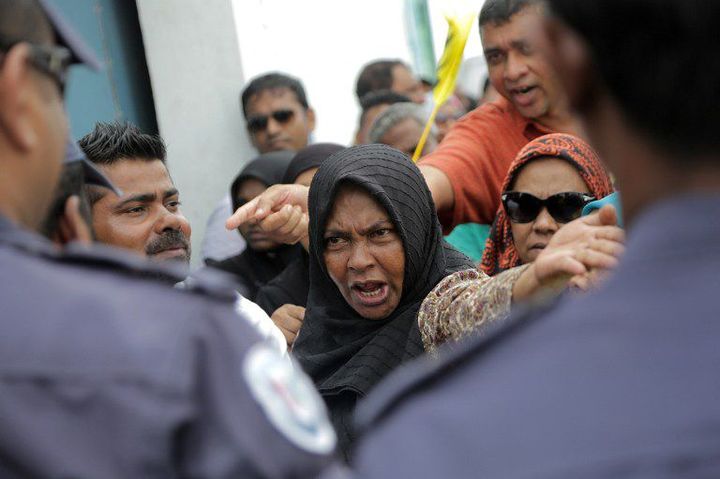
[244,343,337,454]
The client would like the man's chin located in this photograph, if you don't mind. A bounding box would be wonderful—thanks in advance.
[150,248,191,264]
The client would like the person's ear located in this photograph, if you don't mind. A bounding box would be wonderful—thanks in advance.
[542,16,598,114]
[245,124,262,150]
[305,107,316,133]
[0,44,39,152]
[55,195,93,246]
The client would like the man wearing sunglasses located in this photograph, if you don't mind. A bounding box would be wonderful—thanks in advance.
[0,1,336,476]
[241,73,315,154]
[241,72,316,154]
[0,7,79,233]
[201,71,316,262]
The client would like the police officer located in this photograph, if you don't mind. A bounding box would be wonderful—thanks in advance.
[40,137,120,246]
[329,0,720,477]
[0,1,335,477]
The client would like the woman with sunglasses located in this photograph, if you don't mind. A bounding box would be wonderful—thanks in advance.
[420,134,622,355]
[481,133,614,274]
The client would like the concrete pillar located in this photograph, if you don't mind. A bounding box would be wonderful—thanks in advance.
[136,0,253,266]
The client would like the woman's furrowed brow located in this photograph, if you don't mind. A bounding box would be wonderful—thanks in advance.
[324,219,392,237]
[323,228,349,238]
[358,220,394,235]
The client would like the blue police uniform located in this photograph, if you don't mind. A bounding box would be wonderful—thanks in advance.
[343,194,720,478]
[0,215,336,478]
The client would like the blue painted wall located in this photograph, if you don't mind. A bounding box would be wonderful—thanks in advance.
[52,0,157,138]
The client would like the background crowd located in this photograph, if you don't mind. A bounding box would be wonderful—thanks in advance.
[1,0,718,477]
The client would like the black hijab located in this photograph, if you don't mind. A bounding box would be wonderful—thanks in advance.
[255,144,346,315]
[293,144,473,397]
[282,143,346,184]
[207,150,300,300]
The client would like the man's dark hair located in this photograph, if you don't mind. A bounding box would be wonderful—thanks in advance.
[355,60,405,102]
[358,90,411,126]
[479,0,544,27]
[40,161,93,239]
[79,121,166,204]
[240,72,309,118]
[79,121,166,166]
[0,0,54,45]
[549,0,720,157]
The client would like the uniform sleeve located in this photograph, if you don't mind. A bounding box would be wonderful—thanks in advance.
[177,302,336,478]
[234,294,288,357]
[419,266,529,355]
[420,105,514,231]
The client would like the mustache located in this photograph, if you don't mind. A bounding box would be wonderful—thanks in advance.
[146,230,190,257]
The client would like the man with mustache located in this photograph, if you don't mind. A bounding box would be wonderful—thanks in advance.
[80,121,288,355]
[79,121,192,264]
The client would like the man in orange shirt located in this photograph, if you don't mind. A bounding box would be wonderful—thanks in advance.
[420,0,582,231]
[225,0,582,242]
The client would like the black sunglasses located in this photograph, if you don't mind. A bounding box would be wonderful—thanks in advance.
[502,191,595,224]
[0,36,71,95]
[246,109,295,133]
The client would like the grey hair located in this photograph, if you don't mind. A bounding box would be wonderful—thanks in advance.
[367,102,437,144]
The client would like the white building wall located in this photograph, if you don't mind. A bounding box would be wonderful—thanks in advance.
[136,0,253,266]
[232,0,486,145]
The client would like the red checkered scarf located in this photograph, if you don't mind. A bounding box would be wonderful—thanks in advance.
[480,133,614,276]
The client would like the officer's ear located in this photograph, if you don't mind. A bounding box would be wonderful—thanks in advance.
[0,43,40,152]
[304,107,316,134]
[54,195,93,247]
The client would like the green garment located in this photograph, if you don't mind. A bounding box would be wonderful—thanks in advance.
[444,223,491,263]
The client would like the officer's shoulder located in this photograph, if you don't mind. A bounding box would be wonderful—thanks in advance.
[356,295,562,434]
[56,242,238,303]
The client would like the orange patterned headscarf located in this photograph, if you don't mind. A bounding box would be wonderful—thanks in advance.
[480,133,614,276]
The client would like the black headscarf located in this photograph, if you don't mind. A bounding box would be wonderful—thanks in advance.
[230,150,295,212]
[207,150,300,300]
[255,145,346,315]
[282,143,346,184]
[294,144,473,396]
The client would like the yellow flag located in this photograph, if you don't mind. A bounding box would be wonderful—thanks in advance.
[412,12,476,162]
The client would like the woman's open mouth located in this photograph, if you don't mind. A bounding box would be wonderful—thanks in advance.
[350,281,389,307]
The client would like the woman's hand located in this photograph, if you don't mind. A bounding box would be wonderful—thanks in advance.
[513,205,625,301]
[271,304,306,347]
[226,184,310,248]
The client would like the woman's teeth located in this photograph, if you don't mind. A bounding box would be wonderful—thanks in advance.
[359,287,383,298]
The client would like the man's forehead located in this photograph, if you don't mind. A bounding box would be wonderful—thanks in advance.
[98,158,174,197]
[246,87,302,113]
[480,5,543,43]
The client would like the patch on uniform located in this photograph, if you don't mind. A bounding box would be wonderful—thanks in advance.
[244,343,337,454]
